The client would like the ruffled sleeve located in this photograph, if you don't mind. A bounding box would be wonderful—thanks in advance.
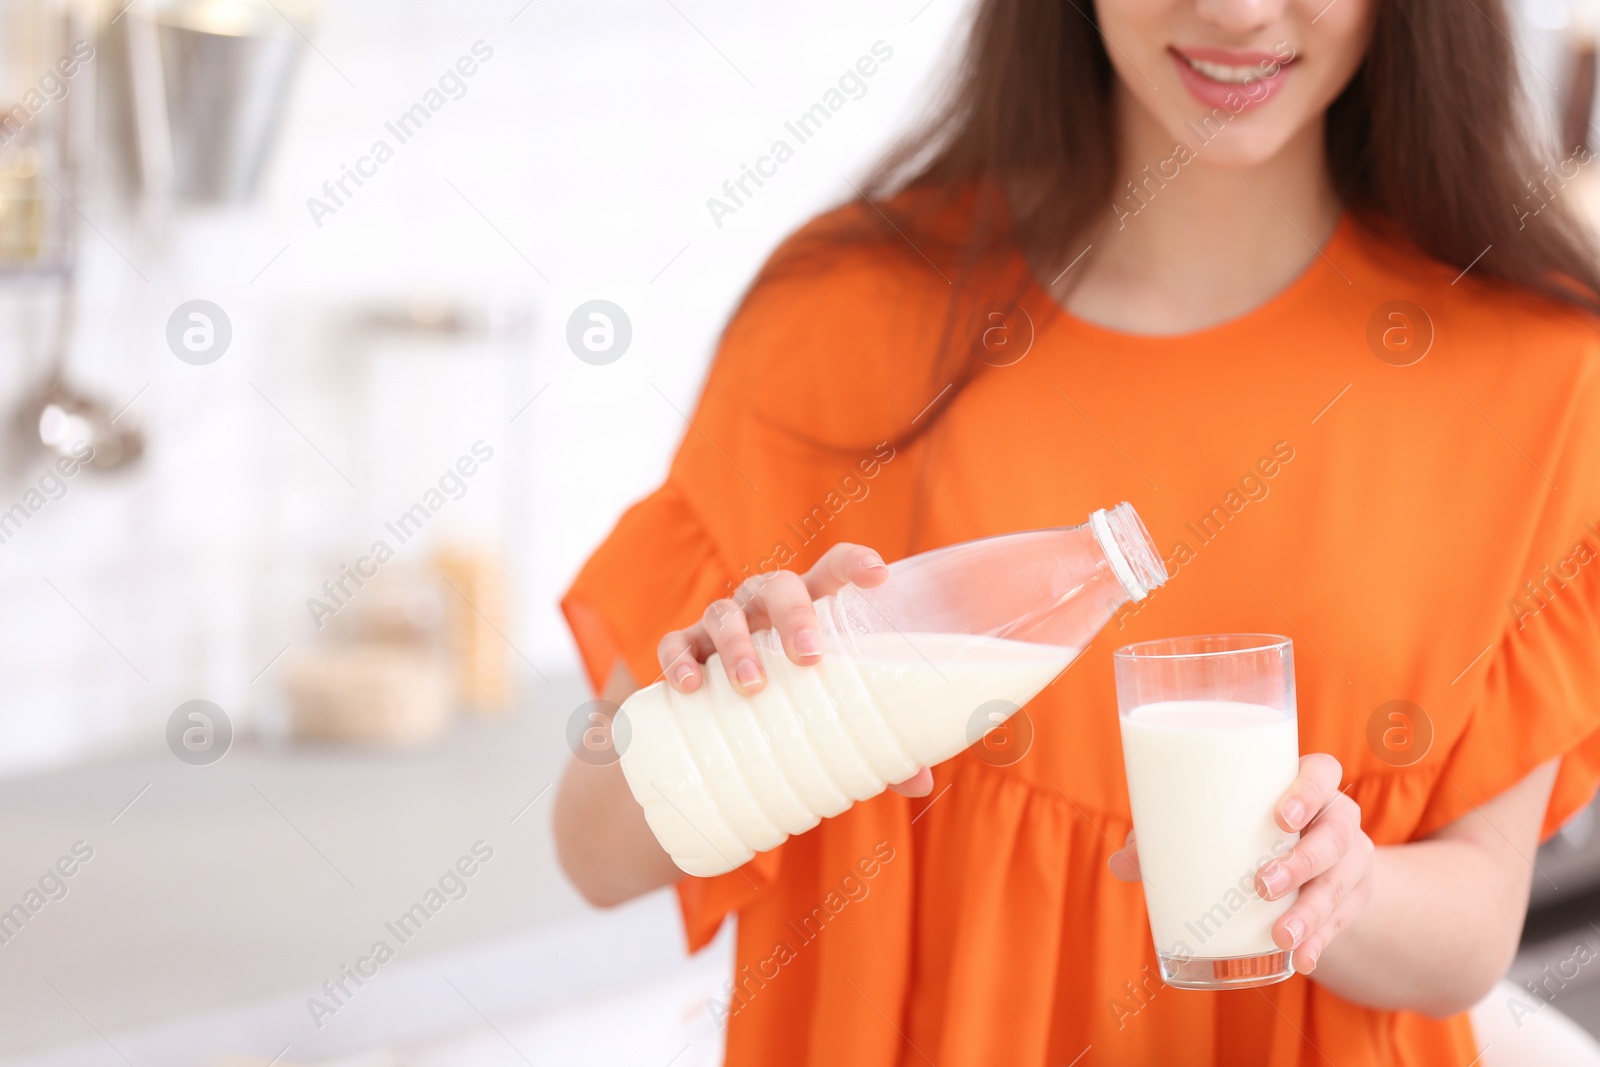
[562,479,796,949]
[560,211,940,951]
[561,484,733,695]
[1418,346,1600,840]
[562,481,792,950]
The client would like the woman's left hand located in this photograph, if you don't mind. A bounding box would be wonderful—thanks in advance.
[1109,753,1375,974]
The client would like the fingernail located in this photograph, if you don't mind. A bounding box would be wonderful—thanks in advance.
[861,553,886,570]
[1261,863,1289,898]
[735,659,762,688]
[1282,916,1305,947]
[672,662,695,687]
[1282,800,1306,828]
[794,629,822,657]
[1299,948,1318,972]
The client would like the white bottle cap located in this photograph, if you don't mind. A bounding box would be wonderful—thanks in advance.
[1090,503,1168,602]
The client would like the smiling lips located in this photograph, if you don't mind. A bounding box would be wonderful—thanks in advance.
[1169,45,1293,112]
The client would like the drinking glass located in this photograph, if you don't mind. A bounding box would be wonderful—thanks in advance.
[1114,634,1300,989]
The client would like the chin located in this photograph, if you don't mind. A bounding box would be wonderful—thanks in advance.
[1164,116,1306,170]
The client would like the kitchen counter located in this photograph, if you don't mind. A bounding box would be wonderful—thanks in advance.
[0,671,719,1065]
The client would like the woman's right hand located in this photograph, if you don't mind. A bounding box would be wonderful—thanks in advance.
[655,542,934,798]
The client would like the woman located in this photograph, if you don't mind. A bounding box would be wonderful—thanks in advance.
[556,0,1600,1062]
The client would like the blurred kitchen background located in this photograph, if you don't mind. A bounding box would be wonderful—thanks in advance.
[0,1,1598,1064]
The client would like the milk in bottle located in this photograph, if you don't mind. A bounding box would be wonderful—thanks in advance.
[617,503,1169,876]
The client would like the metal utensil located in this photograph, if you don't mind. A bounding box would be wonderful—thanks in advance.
[154,0,306,203]
[11,279,144,474]
[7,9,142,474]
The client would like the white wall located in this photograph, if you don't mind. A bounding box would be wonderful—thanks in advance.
[0,0,969,775]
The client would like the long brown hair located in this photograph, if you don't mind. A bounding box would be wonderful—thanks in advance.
[752,0,1600,445]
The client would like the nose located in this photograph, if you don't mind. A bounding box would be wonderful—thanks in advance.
[1193,0,1287,36]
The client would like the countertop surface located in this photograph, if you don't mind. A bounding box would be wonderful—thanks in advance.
[0,671,705,1065]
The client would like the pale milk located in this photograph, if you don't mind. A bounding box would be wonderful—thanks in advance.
[1119,700,1299,959]
[619,630,1075,876]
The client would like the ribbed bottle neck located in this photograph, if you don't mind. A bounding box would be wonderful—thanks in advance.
[1089,503,1168,602]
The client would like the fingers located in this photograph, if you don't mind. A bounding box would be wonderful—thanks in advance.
[658,625,715,692]
[1276,753,1343,832]
[1274,839,1376,971]
[702,598,765,694]
[1108,829,1142,883]
[1258,791,1359,899]
[655,544,889,695]
[889,767,934,797]
[740,571,824,666]
[1263,782,1373,973]
[804,543,888,598]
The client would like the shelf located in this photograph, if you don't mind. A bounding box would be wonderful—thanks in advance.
[0,257,72,282]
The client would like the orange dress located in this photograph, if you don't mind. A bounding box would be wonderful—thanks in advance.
[562,191,1600,1066]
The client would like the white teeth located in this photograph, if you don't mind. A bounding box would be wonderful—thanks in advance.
[1183,55,1278,84]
